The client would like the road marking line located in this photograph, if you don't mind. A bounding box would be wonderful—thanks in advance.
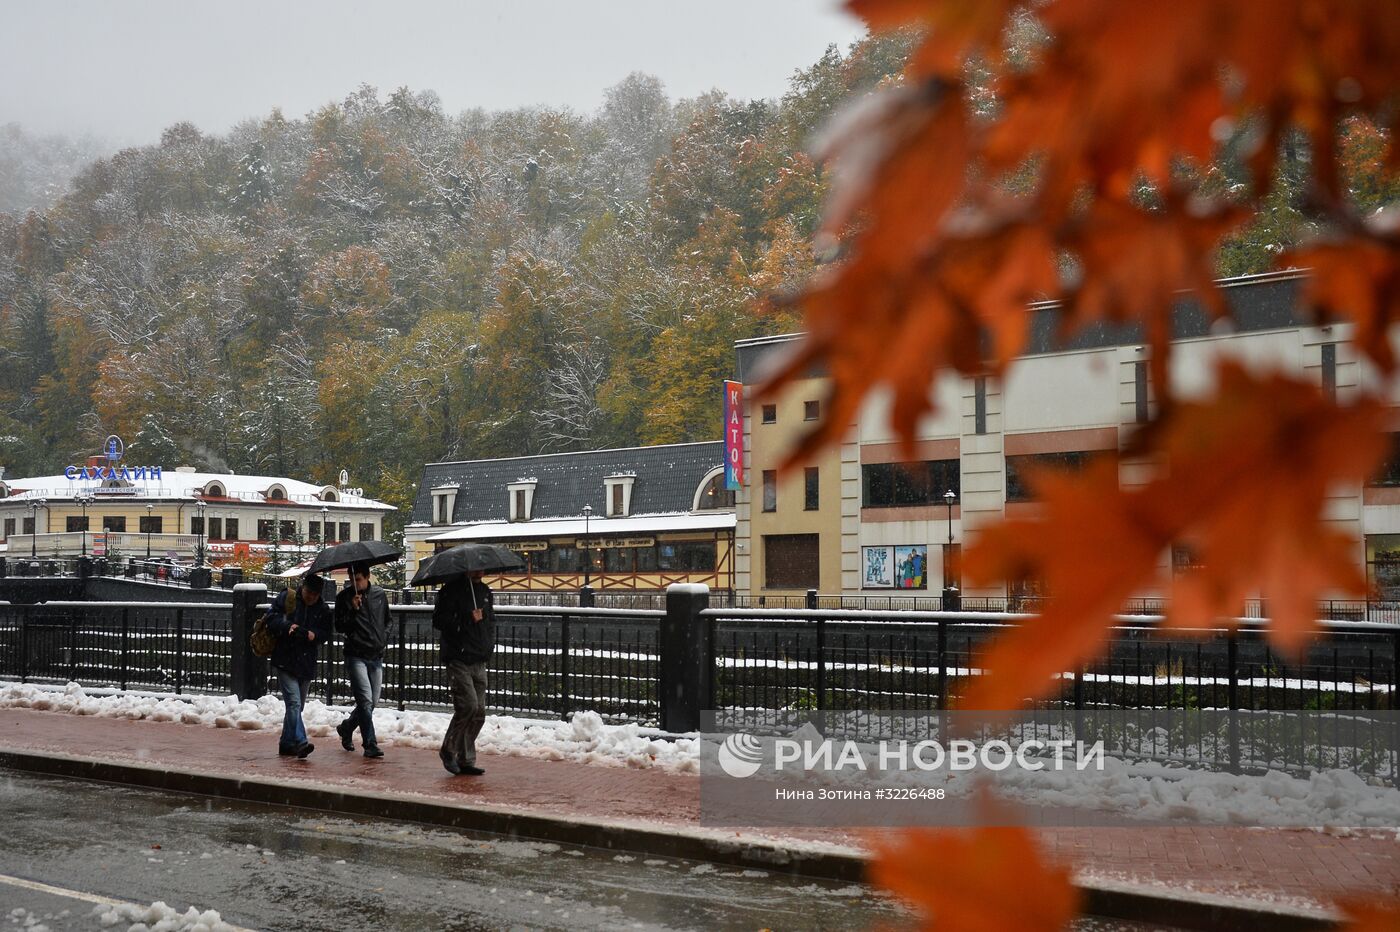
[0,873,258,931]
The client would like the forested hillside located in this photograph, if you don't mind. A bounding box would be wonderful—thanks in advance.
[1,27,1390,540]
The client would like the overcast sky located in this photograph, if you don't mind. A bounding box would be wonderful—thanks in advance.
[1,0,867,146]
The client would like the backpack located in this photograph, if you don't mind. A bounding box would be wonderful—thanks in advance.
[251,588,298,658]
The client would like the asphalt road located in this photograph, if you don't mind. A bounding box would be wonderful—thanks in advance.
[0,766,906,930]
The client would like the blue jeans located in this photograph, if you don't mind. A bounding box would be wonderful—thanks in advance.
[345,656,383,749]
[276,668,312,750]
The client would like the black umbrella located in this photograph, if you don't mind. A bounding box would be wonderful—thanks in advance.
[307,539,402,575]
[411,542,524,587]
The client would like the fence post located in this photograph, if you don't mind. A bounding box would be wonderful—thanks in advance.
[807,589,825,710]
[401,587,413,606]
[120,606,129,692]
[660,583,711,733]
[174,607,185,695]
[579,585,595,608]
[18,610,27,683]
[560,613,572,720]
[1227,628,1240,774]
[937,620,948,711]
[1393,629,1400,788]
[230,584,269,702]
[397,611,407,712]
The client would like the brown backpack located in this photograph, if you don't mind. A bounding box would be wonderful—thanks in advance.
[251,589,297,658]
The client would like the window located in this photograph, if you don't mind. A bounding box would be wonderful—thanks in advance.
[308,521,321,542]
[611,483,624,516]
[2,518,13,540]
[513,489,526,521]
[102,516,126,532]
[139,516,163,534]
[804,400,819,421]
[224,518,239,540]
[207,517,223,540]
[508,480,537,521]
[604,474,635,517]
[1005,452,1094,503]
[257,520,274,542]
[764,534,819,589]
[862,460,960,508]
[762,470,777,512]
[657,540,716,571]
[761,404,776,424]
[604,547,633,572]
[280,520,297,541]
[546,545,582,573]
[431,485,459,525]
[804,467,819,510]
[696,474,735,510]
[23,517,35,535]
[1371,434,1400,486]
[1322,343,1337,401]
[975,377,987,434]
[190,516,203,535]
[359,523,374,541]
[339,522,351,542]
[66,516,89,532]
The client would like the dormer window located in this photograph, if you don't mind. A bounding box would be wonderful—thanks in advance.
[508,478,538,522]
[693,467,735,511]
[204,481,226,498]
[265,483,288,502]
[431,484,459,526]
[604,473,636,517]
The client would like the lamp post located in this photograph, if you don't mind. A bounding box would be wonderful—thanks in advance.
[28,498,44,558]
[581,504,592,587]
[942,490,959,611]
[145,503,154,560]
[75,492,95,557]
[320,505,329,546]
[195,498,207,567]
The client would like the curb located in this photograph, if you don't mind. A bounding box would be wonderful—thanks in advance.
[0,749,1341,931]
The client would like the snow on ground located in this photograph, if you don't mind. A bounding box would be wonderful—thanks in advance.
[91,901,237,932]
[0,681,700,774]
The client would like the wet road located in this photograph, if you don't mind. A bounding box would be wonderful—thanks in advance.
[0,767,905,930]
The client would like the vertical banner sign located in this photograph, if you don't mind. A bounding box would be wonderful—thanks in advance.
[723,380,744,490]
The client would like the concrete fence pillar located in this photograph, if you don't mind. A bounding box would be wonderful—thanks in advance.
[231,583,270,702]
[659,583,711,733]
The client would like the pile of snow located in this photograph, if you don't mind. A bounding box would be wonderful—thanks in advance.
[91,901,234,932]
[0,681,699,774]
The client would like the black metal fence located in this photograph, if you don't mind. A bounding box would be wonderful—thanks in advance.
[2,592,1399,778]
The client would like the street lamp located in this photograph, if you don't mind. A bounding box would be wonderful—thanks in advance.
[75,492,95,557]
[195,498,207,567]
[28,498,44,558]
[581,503,592,587]
[145,503,154,560]
[942,489,959,610]
[320,505,329,546]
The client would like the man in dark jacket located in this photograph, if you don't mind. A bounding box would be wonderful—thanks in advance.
[334,561,390,758]
[268,573,333,758]
[432,570,494,775]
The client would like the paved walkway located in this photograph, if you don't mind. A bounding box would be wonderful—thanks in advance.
[0,708,1396,915]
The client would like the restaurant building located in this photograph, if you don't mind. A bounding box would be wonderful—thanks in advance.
[404,442,735,594]
[0,438,394,564]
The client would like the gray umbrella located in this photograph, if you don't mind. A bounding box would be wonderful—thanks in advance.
[410,542,524,587]
[307,540,402,575]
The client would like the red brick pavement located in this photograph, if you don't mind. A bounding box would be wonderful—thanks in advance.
[1,708,1397,911]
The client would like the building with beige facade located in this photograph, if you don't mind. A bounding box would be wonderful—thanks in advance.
[735,270,1400,605]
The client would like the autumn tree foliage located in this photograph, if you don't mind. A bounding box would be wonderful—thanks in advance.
[763,1,1400,926]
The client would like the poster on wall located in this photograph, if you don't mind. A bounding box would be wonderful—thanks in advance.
[894,544,928,589]
[862,546,895,588]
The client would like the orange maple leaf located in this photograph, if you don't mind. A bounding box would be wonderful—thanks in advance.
[1338,897,1400,931]
[961,363,1389,709]
[1285,236,1400,374]
[869,824,1080,931]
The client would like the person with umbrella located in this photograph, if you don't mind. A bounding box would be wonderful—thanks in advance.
[334,561,391,758]
[303,540,401,759]
[267,572,332,758]
[419,544,521,776]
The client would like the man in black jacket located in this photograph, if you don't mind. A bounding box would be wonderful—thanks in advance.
[432,569,494,776]
[333,562,390,758]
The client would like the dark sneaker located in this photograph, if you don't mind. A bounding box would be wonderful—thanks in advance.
[438,749,460,775]
[459,764,485,776]
[336,720,355,751]
[277,745,298,757]
[296,742,315,759]
[363,746,384,759]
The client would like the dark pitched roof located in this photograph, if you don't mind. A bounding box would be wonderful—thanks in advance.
[412,441,723,525]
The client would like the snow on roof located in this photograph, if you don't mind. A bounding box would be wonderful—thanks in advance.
[426,511,735,542]
[1,471,393,511]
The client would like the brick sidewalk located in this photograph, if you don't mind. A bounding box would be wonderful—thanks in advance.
[1,708,1397,911]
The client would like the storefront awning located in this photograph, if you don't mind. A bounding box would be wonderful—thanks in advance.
[425,512,735,543]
